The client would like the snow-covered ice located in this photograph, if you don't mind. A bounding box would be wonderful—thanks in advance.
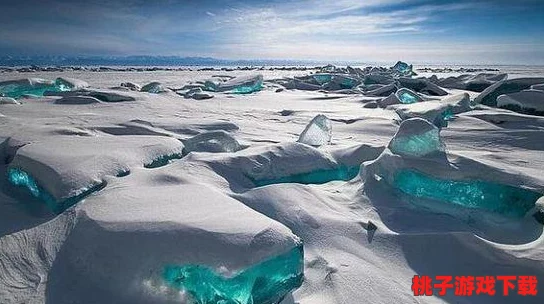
[0,63,543,304]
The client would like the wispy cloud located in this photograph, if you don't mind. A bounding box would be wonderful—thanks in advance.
[0,0,542,64]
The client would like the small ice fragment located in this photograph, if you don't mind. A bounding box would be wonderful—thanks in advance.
[392,61,414,76]
[55,77,89,90]
[183,130,244,153]
[120,82,141,91]
[297,114,332,146]
[141,82,167,94]
[388,118,444,157]
[0,97,20,104]
[395,88,423,104]
[183,87,214,100]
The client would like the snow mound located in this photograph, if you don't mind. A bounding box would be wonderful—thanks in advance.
[54,95,101,105]
[0,180,301,304]
[362,118,543,227]
[89,90,136,102]
[297,114,332,146]
[7,136,184,213]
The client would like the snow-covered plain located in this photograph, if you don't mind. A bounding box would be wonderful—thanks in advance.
[0,64,544,304]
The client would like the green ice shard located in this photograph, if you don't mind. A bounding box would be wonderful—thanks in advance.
[8,168,105,214]
[252,166,360,187]
[393,169,541,218]
[163,244,304,304]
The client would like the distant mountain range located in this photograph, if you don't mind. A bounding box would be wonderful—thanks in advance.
[0,55,337,67]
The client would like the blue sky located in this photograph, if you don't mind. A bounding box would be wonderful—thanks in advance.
[0,0,543,64]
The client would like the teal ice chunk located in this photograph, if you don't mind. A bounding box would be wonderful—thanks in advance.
[393,169,541,218]
[205,75,264,94]
[253,166,359,187]
[163,244,304,304]
[338,76,358,89]
[8,168,105,214]
[0,78,72,99]
[8,168,43,198]
[231,80,263,94]
[389,128,443,157]
[392,61,413,76]
[433,107,455,128]
[312,74,333,85]
[395,88,423,104]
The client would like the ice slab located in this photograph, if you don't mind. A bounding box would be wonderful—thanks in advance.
[531,83,544,91]
[398,78,448,96]
[475,77,544,106]
[394,169,541,218]
[388,118,444,157]
[497,90,544,116]
[438,73,508,92]
[393,101,456,128]
[164,244,303,304]
[297,114,332,146]
[0,97,20,105]
[205,75,263,94]
[0,78,67,99]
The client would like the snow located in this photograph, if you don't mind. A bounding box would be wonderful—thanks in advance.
[0,65,544,304]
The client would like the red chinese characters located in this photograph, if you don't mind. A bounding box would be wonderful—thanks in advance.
[411,275,538,297]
